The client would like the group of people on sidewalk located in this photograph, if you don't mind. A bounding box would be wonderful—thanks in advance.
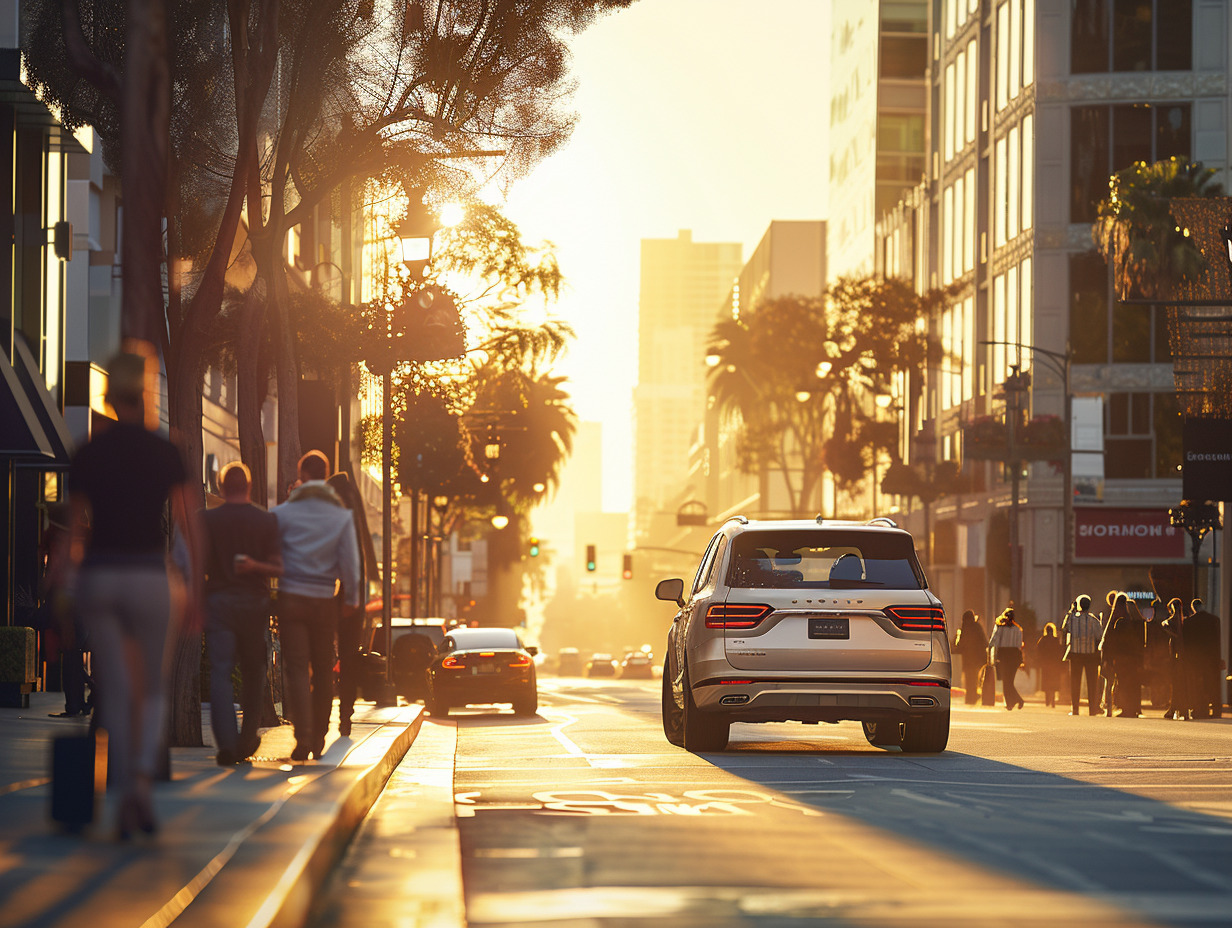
[52,350,368,837]
[952,593,1226,718]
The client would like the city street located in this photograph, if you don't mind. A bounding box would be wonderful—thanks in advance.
[315,676,1232,927]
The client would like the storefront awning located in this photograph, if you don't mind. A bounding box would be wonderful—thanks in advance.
[0,351,54,458]
[0,337,75,464]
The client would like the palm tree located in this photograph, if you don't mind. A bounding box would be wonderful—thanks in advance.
[1094,157,1224,300]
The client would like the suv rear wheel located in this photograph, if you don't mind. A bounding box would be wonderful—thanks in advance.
[861,720,903,747]
[662,665,684,746]
[682,668,729,752]
[900,713,950,753]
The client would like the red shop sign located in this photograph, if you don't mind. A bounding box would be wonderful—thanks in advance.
[1074,508,1185,561]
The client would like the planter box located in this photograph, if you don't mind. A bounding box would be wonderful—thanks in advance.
[0,626,37,708]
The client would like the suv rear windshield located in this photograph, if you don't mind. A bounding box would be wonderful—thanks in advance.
[726,530,925,590]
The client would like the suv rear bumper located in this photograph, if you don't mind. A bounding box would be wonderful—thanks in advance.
[691,677,950,723]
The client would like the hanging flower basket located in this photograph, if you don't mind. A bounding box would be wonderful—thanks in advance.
[1018,414,1067,461]
[962,415,1008,460]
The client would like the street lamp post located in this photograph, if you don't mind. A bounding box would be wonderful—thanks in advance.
[982,341,1074,613]
[378,197,440,702]
[1003,366,1030,609]
[1169,500,1222,600]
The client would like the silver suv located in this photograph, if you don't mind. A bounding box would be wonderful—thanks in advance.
[656,517,950,753]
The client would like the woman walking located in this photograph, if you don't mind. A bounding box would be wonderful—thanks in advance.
[952,610,989,705]
[1036,623,1064,708]
[989,607,1025,710]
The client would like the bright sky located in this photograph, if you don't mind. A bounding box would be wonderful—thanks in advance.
[503,0,832,512]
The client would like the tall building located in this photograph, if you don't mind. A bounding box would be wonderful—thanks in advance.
[702,220,829,522]
[829,0,929,280]
[633,230,742,545]
[875,1,1230,652]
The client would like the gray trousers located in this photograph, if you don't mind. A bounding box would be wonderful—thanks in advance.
[75,562,176,792]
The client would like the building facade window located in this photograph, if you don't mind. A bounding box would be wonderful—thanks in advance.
[1070,0,1192,74]
[1104,391,1182,479]
[1070,102,1190,222]
[1069,251,1173,364]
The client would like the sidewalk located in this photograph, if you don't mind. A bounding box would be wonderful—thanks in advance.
[0,692,428,928]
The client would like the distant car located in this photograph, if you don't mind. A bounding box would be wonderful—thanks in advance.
[619,652,654,679]
[426,627,539,716]
[367,617,452,700]
[586,653,617,678]
[556,647,584,676]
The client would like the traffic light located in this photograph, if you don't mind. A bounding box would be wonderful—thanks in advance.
[585,544,596,572]
[529,536,540,557]
[622,553,633,580]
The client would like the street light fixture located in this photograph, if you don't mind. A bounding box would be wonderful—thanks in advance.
[1169,500,1222,599]
[981,340,1075,612]
[491,514,510,530]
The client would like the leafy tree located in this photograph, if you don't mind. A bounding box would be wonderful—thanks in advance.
[1093,157,1224,300]
[707,278,948,516]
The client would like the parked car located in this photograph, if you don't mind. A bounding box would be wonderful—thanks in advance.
[426,627,539,716]
[619,652,655,679]
[365,617,451,700]
[585,653,618,678]
[556,647,584,676]
[657,516,950,753]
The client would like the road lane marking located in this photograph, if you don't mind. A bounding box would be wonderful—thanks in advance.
[890,788,963,808]
[473,847,584,859]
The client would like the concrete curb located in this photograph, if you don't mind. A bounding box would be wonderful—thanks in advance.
[174,706,425,928]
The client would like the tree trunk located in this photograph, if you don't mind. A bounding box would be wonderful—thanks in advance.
[237,285,270,506]
[252,233,302,500]
[118,0,170,348]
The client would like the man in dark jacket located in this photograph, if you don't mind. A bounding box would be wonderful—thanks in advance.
[201,462,282,764]
[953,610,989,705]
[1185,599,1224,719]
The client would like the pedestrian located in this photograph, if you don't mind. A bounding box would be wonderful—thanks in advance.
[1101,592,1145,717]
[1143,598,1172,710]
[1061,594,1103,716]
[1035,622,1063,707]
[952,609,988,705]
[200,462,282,764]
[1161,597,1190,720]
[273,451,361,761]
[39,503,91,717]
[56,350,200,838]
[326,471,370,738]
[988,607,1025,710]
[1184,598,1224,719]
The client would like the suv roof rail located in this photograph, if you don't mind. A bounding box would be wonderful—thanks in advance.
[866,517,898,528]
[725,515,749,525]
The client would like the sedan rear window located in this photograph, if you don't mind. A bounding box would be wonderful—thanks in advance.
[726,530,924,590]
[442,628,522,651]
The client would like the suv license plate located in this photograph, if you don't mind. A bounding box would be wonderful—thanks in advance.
[808,617,850,639]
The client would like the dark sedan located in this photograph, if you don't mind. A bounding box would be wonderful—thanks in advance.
[426,627,538,716]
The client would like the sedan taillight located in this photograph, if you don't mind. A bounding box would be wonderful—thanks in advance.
[705,603,773,629]
[508,653,532,668]
[884,605,946,631]
[441,656,466,670]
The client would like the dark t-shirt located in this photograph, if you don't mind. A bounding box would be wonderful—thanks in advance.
[68,422,187,558]
[201,502,280,595]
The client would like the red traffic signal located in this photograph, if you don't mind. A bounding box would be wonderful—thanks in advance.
[622,553,633,580]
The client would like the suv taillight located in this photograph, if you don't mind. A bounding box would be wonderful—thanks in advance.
[884,605,946,631]
[705,603,773,629]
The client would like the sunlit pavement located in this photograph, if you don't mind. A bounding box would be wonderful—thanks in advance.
[314,677,1232,927]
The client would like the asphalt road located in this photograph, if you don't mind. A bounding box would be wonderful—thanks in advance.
[318,676,1232,927]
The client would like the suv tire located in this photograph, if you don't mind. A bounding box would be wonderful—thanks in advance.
[662,664,684,746]
[900,712,950,753]
[426,695,449,717]
[682,668,729,752]
[861,720,903,747]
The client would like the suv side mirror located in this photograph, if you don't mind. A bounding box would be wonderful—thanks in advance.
[655,578,685,607]
[525,646,539,657]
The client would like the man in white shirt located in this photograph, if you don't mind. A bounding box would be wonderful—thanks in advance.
[274,451,361,761]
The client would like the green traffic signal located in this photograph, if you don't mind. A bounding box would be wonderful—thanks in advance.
[585,544,596,572]
[529,536,540,557]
